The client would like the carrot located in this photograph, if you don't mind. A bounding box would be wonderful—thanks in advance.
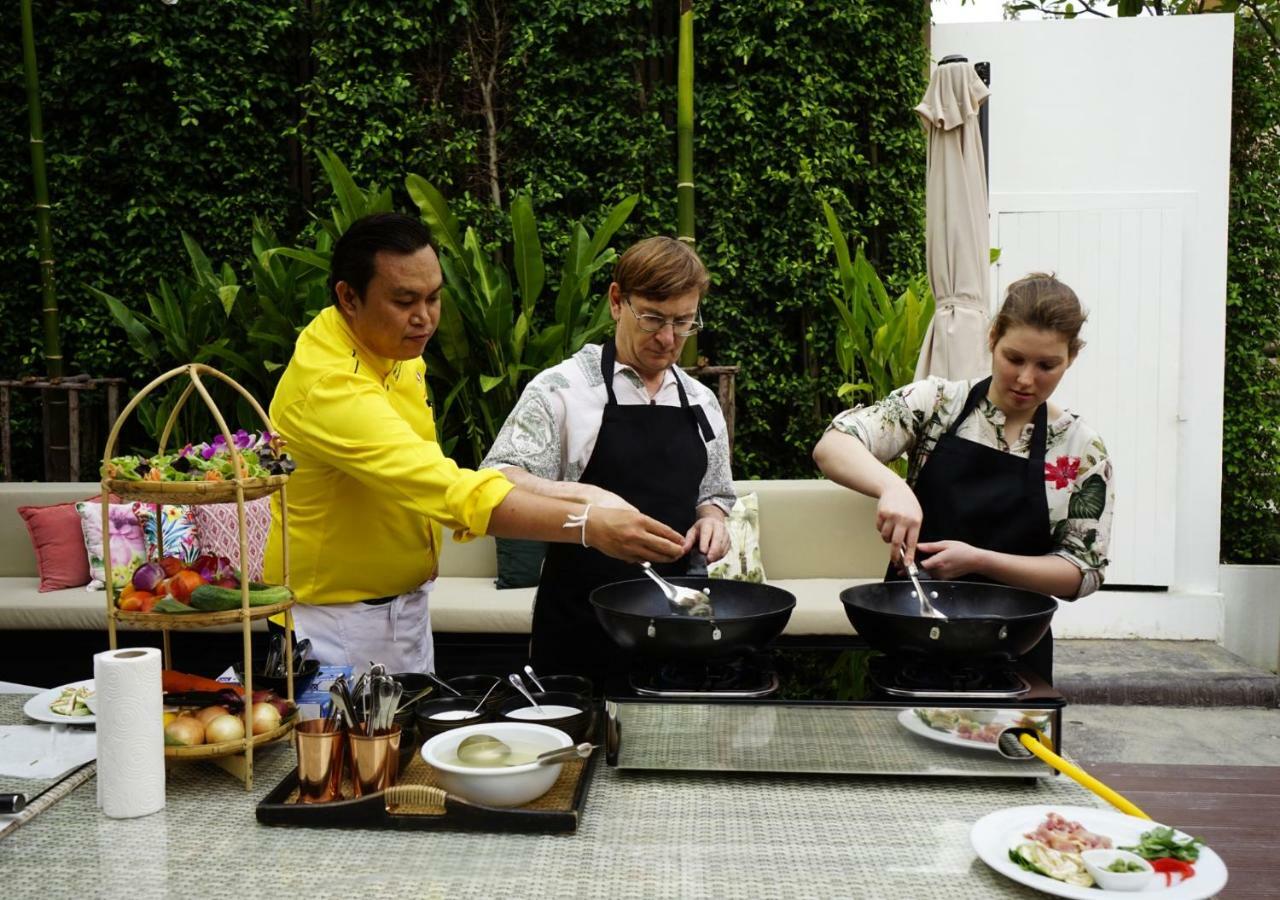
[161,669,243,696]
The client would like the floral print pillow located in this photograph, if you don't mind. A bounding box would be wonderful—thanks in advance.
[133,503,201,564]
[708,493,766,584]
[75,502,147,590]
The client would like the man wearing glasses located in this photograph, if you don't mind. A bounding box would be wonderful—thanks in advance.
[482,236,735,685]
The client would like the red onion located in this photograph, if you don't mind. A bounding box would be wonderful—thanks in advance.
[189,554,220,583]
[131,561,167,592]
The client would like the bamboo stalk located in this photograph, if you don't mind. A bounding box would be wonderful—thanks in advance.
[20,0,61,379]
[677,0,698,367]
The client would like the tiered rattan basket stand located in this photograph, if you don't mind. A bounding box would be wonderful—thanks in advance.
[101,363,296,790]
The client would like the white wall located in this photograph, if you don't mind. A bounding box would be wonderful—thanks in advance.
[932,16,1234,595]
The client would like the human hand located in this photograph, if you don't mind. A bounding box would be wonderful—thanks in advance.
[876,481,923,565]
[683,515,730,563]
[586,507,685,564]
[915,540,985,581]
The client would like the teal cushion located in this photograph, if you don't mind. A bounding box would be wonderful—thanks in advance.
[495,537,547,589]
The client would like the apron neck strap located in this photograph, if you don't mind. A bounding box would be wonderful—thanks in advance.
[600,341,694,411]
[949,376,1050,461]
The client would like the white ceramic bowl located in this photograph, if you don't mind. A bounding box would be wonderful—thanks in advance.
[1081,849,1156,891]
[421,721,573,808]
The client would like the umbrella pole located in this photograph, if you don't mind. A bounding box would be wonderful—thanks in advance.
[975,61,991,195]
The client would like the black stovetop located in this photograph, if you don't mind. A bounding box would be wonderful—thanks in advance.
[617,642,1065,709]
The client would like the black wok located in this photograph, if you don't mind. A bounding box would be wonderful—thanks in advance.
[590,577,795,660]
[839,580,1056,661]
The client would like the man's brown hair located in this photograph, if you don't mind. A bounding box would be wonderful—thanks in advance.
[612,236,710,301]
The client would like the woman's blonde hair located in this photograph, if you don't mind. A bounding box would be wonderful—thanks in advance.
[612,236,710,301]
[991,272,1088,358]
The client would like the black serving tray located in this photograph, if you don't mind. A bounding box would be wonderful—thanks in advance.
[256,713,602,834]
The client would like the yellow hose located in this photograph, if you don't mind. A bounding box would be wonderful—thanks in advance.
[1017,732,1153,821]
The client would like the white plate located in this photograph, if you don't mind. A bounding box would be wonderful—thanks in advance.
[23,679,96,726]
[971,804,1228,899]
[897,708,1041,752]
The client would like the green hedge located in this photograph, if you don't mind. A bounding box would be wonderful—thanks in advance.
[1221,15,1280,564]
[1,0,929,481]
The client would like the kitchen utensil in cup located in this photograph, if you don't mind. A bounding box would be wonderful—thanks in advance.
[348,723,402,797]
[445,674,503,703]
[425,671,463,697]
[507,673,543,712]
[295,718,346,804]
[522,665,548,693]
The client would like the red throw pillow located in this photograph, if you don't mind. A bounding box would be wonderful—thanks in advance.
[18,498,96,592]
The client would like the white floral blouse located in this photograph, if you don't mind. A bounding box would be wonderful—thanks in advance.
[829,377,1115,597]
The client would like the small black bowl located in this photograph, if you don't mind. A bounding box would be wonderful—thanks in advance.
[234,658,319,698]
[444,674,504,705]
[531,674,594,699]
[415,697,492,744]
[390,672,435,712]
[496,690,593,743]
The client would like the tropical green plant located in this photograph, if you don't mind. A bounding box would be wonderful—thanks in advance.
[821,199,935,406]
[408,176,637,466]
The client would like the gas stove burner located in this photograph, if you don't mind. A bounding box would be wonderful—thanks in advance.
[869,656,1030,699]
[630,654,780,698]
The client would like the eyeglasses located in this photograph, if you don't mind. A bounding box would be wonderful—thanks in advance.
[624,298,703,337]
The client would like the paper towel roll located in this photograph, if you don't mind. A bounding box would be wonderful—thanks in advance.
[94,647,165,818]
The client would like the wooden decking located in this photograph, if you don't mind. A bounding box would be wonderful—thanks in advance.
[1080,762,1280,899]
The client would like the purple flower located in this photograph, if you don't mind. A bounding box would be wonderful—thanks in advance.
[178,443,193,458]
[232,429,254,450]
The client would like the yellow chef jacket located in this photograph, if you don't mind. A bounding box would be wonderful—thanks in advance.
[262,306,513,605]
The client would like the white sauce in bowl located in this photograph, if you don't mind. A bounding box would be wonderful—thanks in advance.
[506,704,581,721]
[429,710,481,721]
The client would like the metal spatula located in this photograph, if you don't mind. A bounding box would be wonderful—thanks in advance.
[900,547,946,620]
[640,562,714,617]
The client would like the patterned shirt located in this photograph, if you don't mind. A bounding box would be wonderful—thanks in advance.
[481,344,736,513]
[828,377,1114,597]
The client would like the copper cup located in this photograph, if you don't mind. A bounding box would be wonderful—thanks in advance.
[348,724,402,797]
[295,718,346,804]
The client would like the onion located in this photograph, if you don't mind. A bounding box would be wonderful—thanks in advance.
[164,716,205,747]
[251,701,282,735]
[195,705,231,726]
[213,556,238,582]
[204,713,246,744]
[131,561,167,593]
[190,554,220,583]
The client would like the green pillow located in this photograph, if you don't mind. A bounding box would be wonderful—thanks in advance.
[495,537,547,589]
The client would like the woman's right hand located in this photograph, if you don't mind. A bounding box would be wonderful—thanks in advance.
[876,480,923,565]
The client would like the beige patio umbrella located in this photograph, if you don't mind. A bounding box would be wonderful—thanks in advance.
[912,61,992,382]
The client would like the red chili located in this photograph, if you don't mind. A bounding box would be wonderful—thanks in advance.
[1150,857,1196,886]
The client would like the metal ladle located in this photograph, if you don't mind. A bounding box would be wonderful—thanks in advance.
[640,562,714,617]
[455,735,595,768]
[507,673,545,713]
[900,547,947,620]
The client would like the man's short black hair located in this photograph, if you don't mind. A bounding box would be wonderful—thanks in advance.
[329,212,435,304]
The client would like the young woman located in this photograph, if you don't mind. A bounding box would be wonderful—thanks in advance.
[812,273,1115,682]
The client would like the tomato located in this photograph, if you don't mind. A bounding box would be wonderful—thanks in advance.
[167,570,205,604]
[158,556,184,577]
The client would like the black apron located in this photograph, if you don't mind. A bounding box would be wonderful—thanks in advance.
[530,342,714,688]
[888,377,1055,682]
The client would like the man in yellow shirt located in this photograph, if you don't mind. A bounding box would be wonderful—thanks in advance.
[263,213,686,674]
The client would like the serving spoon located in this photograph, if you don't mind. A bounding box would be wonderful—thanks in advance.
[455,735,595,768]
[640,562,714,617]
[507,673,543,713]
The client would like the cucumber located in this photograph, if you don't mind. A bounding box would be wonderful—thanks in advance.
[190,583,293,612]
